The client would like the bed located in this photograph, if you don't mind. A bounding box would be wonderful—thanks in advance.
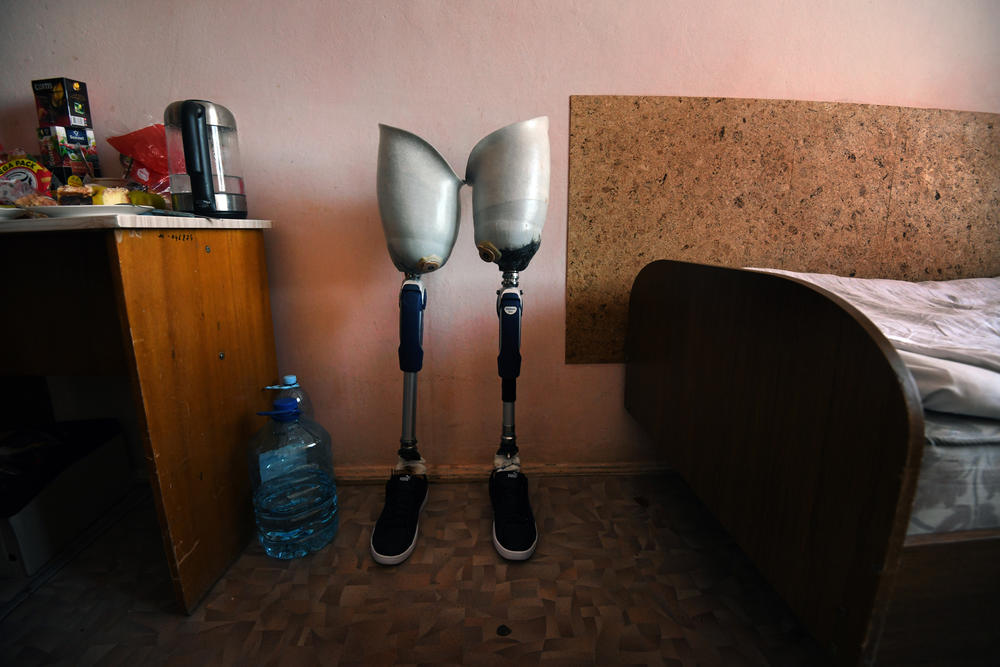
[624,259,1000,666]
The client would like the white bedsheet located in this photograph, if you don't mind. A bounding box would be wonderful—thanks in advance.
[750,269,1000,420]
[898,350,1000,420]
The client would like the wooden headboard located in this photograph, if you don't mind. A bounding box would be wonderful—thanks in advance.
[566,95,1000,363]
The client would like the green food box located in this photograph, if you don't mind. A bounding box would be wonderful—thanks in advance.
[37,126,102,183]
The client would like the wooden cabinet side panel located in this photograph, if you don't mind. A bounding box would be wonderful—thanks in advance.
[110,229,277,612]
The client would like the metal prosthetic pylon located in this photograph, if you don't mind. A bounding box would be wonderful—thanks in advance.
[494,270,523,472]
[396,273,428,475]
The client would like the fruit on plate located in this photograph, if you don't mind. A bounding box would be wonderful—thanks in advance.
[127,190,166,208]
[87,184,165,208]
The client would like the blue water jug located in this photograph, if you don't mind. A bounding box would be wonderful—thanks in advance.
[248,397,338,558]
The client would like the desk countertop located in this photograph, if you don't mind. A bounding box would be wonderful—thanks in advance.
[0,214,271,233]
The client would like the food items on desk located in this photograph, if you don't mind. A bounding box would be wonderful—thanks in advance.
[126,189,166,208]
[2,158,165,214]
[0,179,30,205]
[89,184,165,208]
[55,183,94,205]
[14,193,57,206]
[97,187,129,205]
[12,81,172,214]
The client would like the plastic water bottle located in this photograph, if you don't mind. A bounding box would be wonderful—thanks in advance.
[248,397,338,559]
[265,374,314,418]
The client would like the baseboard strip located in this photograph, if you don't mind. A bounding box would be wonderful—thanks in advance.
[336,461,674,484]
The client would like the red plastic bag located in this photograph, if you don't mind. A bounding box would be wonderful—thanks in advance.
[107,124,168,174]
[106,124,170,195]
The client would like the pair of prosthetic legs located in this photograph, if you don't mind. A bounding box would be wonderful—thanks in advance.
[370,117,549,565]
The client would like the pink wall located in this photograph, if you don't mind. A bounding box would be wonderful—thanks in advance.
[2,1,998,472]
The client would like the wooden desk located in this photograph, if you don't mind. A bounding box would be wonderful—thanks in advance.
[0,214,278,612]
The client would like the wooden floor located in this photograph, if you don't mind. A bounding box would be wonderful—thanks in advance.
[0,473,826,666]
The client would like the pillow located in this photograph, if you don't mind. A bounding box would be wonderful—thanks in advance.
[899,350,1000,420]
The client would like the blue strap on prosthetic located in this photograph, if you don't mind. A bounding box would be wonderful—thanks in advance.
[498,289,522,402]
[398,281,426,373]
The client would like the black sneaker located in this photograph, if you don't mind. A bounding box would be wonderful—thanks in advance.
[370,473,428,565]
[489,469,537,560]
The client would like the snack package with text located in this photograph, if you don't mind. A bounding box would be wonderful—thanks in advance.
[0,157,53,204]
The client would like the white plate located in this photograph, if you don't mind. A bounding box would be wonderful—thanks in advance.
[24,204,154,218]
[0,207,26,220]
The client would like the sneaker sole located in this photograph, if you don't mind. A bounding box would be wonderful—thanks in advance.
[492,522,538,561]
[369,489,428,566]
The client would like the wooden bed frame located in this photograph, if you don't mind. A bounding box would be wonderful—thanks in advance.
[624,259,1000,666]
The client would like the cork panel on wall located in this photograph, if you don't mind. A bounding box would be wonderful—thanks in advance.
[567,96,1000,364]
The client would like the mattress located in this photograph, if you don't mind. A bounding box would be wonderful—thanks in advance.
[748,268,1000,535]
[908,422,1000,535]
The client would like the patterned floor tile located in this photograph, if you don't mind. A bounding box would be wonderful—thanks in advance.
[0,473,825,665]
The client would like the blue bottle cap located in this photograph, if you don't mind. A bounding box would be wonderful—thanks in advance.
[257,396,301,421]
